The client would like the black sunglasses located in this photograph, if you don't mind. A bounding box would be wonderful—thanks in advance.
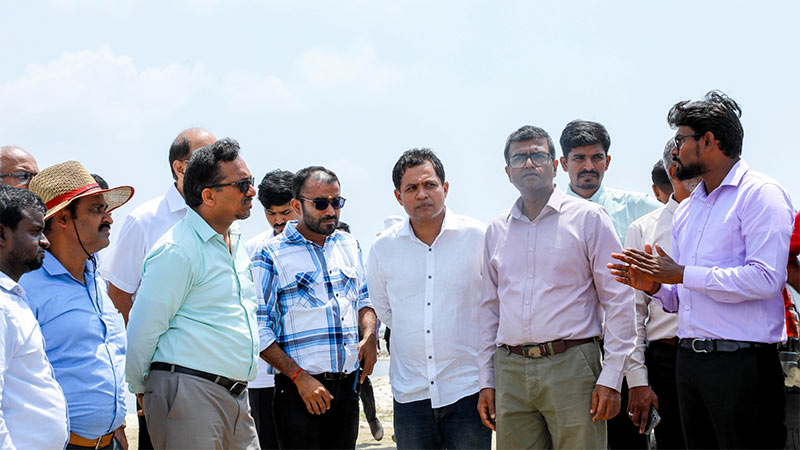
[206,177,255,194]
[299,197,346,211]
[0,171,37,184]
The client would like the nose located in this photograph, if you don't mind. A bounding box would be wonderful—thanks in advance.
[246,184,256,197]
[524,156,535,169]
[40,233,50,249]
[103,210,113,225]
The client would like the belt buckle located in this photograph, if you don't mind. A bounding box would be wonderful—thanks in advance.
[691,339,709,353]
[94,437,104,449]
[229,381,246,395]
[525,346,543,358]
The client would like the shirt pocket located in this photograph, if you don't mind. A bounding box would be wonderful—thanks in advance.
[292,271,327,308]
[337,266,359,301]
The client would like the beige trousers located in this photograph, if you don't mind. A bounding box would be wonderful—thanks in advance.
[494,342,607,450]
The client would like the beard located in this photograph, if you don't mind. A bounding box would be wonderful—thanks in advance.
[574,170,600,190]
[16,247,45,273]
[303,213,338,236]
[675,161,706,181]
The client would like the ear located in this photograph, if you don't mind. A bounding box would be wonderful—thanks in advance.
[504,165,511,181]
[559,156,568,172]
[393,189,403,206]
[290,198,303,218]
[173,160,187,179]
[605,153,611,170]
[201,187,215,206]
[702,131,718,152]
[53,209,71,229]
[668,164,677,181]
[0,223,7,246]
[442,181,449,197]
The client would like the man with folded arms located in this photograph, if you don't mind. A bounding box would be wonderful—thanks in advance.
[610,91,793,449]
[477,125,636,449]
[0,185,68,449]
[368,149,490,449]
[126,139,260,449]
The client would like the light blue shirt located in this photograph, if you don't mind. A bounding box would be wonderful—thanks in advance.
[566,184,662,243]
[19,253,127,439]
[126,208,259,394]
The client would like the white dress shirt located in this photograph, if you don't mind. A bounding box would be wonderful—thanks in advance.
[367,208,486,407]
[101,184,188,296]
[0,272,69,450]
[623,196,679,387]
[246,230,276,389]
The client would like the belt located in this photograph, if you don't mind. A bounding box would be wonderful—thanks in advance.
[313,372,352,381]
[651,337,679,346]
[150,362,248,396]
[503,338,596,358]
[679,338,776,353]
[68,431,113,449]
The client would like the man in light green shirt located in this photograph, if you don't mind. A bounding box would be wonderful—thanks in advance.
[126,139,260,449]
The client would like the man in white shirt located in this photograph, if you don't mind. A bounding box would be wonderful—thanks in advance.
[244,168,296,450]
[368,149,491,449]
[100,127,215,449]
[622,139,700,449]
[0,185,69,449]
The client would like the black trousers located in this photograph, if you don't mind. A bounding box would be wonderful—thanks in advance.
[646,341,685,450]
[607,377,648,449]
[137,401,154,450]
[249,387,279,450]
[359,376,377,422]
[273,372,360,449]
[676,345,786,449]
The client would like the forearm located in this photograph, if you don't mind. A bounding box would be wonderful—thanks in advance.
[107,283,134,325]
[260,342,302,376]
[358,307,377,340]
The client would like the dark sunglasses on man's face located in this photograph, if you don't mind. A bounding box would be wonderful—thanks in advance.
[206,176,255,194]
[299,197,347,211]
[0,171,37,184]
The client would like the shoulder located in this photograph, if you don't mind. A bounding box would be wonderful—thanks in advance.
[606,186,660,208]
[126,194,169,223]
[452,212,487,233]
[630,205,665,228]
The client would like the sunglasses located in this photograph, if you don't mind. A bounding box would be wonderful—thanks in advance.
[299,197,347,211]
[206,176,255,194]
[0,171,37,184]
[508,152,552,169]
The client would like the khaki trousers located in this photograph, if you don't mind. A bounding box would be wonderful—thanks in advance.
[143,369,260,450]
[494,342,606,450]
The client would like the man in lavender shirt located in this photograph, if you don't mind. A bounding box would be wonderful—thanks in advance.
[610,90,793,449]
[477,125,636,449]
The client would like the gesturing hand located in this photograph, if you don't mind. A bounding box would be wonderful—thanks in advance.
[608,244,683,294]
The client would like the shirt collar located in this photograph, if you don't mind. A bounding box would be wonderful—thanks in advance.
[691,159,749,200]
[397,206,458,238]
[166,183,188,213]
[567,183,605,203]
[283,220,339,247]
[666,195,680,214]
[185,207,222,242]
[41,250,92,282]
[0,271,24,298]
[510,185,564,222]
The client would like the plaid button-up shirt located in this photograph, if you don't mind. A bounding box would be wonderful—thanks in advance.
[252,221,371,375]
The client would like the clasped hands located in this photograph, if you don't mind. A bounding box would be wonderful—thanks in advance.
[607,243,685,294]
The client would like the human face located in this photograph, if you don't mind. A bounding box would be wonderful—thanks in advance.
[265,202,297,235]
[559,143,610,196]
[208,157,256,221]
[293,178,341,238]
[394,161,448,225]
[70,193,113,253]
[505,139,557,197]
[672,126,707,180]
[5,208,49,278]
[0,150,39,189]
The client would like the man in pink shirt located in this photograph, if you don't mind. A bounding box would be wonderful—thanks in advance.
[477,125,636,449]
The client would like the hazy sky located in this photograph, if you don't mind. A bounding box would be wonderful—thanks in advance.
[2,1,798,251]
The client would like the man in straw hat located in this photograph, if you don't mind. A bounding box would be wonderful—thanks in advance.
[19,160,134,449]
[127,138,260,449]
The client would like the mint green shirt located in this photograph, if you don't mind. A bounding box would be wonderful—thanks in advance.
[566,184,662,244]
[126,208,259,394]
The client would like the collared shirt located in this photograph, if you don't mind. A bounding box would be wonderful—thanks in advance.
[367,208,485,407]
[479,186,636,391]
[566,184,662,243]
[0,272,69,450]
[101,184,188,296]
[252,221,371,375]
[245,230,277,389]
[623,196,680,387]
[126,208,259,394]
[19,253,127,439]
[653,160,793,343]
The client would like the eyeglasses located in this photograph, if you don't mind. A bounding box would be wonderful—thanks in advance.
[674,133,701,149]
[0,171,37,184]
[206,176,255,194]
[508,152,552,169]
[299,197,347,210]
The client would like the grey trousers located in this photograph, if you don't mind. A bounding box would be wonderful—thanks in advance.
[494,341,607,450]
[143,369,260,450]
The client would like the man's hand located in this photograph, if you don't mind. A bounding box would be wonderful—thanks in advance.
[136,393,144,416]
[114,425,129,450]
[590,385,621,421]
[477,388,497,431]
[295,372,334,415]
[627,386,659,433]
[609,244,683,293]
[358,333,378,384]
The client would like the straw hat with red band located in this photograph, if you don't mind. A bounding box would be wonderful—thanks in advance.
[29,160,134,220]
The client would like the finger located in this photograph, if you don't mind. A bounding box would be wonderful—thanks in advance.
[322,388,333,410]
[631,265,655,276]
[638,408,650,434]
[590,389,599,416]
[359,369,367,384]
[610,253,628,262]
[607,262,630,270]
[654,243,668,257]
[644,244,653,254]
[304,398,317,415]
[592,396,606,421]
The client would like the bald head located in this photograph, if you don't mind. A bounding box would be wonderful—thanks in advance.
[169,128,217,194]
[0,146,39,189]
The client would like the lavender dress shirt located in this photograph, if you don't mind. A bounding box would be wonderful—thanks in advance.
[479,186,636,391]
[653,160,794,343]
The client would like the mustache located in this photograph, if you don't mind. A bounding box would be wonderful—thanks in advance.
[242,197,252,206]
[98,223,111,232]
[577,170,599,178]
[321,215,337,221]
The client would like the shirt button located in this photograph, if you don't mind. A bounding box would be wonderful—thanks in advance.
[684,305,690,310]
[428,275,432,279]
[428,248,432,252]
[427,330,430,333]
[428,356,432,359]
[528,274,533,279]
[525,301,530,305]
[706,204,711,208]
[430,381,434,385]
[427,302,431,306]
[523,328,529,332]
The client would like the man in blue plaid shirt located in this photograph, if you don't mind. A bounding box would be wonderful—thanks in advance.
[252,166,378,449]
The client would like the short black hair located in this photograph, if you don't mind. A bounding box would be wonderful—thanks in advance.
[257,169,294,209]
[0,184,46,231]
[651,160,672,194]
[391,148,446,190]
[91,173,109,190]
[667,90,743,158]
[168,136,192,181]
[503,125,555,163]
[292,166,340,200]
[183,138,240,208]
[559,120,611,158]
[336,221,351,233]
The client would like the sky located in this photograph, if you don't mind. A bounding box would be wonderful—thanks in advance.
[2,1,798,251]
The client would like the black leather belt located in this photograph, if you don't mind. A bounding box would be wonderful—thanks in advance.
[503,338,596,358]
[651,337,679,346]
[150,362,248,396]
[679,338,776,353]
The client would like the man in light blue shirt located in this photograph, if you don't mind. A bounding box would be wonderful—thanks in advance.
[126,139,260,450]
[560,120,662,244]
[20,161,133,449]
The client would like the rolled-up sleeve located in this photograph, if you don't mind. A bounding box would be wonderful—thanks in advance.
[251,247,278,352]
